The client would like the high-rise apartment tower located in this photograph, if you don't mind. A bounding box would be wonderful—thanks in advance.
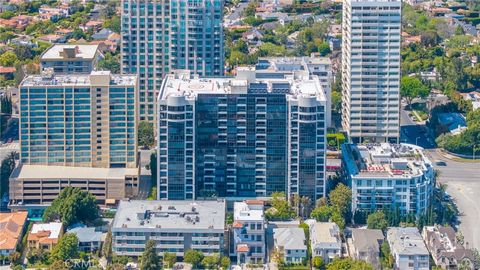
[121,0,225,122]
[341,0,401,143]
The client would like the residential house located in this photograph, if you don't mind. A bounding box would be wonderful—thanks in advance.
[0,212,28,256]
[27,222,63,251]
[92,28,114,40]
[461,92,480,111]
[349,229,384,267]
[232,200,266,264]
[310,222,341,263]
[67,226,103,252]
[387,227,429,270]
[273,227,307,264]
[422,225,476,270]
[37,34,66,43]
[82,21,103,32]
[0,66,16,80]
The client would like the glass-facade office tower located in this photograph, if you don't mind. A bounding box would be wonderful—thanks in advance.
[121,0,224,122]
[157,69,327,201]
[19,70,138,168]
[341,0,401,143]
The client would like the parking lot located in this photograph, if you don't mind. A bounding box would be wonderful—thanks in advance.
[427,150,480,249]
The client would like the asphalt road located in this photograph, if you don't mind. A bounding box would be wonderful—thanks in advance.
[400,104,480,248]
[426,150,480,250]
[400,105,436,149]
[135,149,155,200]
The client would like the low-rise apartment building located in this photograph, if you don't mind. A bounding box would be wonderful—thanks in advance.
[273,227,307,263]
[112,200,226,257]
[422,225,476,269]
[27,222,63,251]
[342,143,434,216]
[231,200,266,264]
[40,44,103,73]
[310,222,341,263]
[349,228,384,267]
[387,227,430,270]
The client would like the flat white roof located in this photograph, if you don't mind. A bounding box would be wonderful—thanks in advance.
[11,164,138,180]
[20,72,137,87]
[311,222,341,245]
[159,70,326,102]
[234,201,264,221]
[41,44,99,60]
[112,200,226,231]
[31,222,63,239]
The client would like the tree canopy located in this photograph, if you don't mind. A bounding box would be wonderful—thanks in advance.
[138,121,155,148]
[43,187,99,228]
[140,240,161,270]
[326,258,373,270]
[366,211,389,231]
[184,249,204,269]
[400,76,429,106]
[51,233,79,261]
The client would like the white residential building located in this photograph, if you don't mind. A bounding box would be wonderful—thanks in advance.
[387,227,430,270]
[255,57,333,126]
[310,222,341,263]
[342,143,434,216]
[111,200,226,257]
[341,0,402,143]
[231,200,266,264]
[273,227,307,263]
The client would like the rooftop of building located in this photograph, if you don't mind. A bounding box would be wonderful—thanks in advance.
[0,211,28,251]
[28,222,63,244]
[351,228,384,253]
[342,143,432,179]
[20,70,137,87]
[10,164,139,180]
[311,222,341,246]
[273,227,307,250]
[112,200,226,231]
[256,56,331,71]
[387,227,429,256]
[67,226,102,243]
[234,200,265,222]
[159,69,326,102]
[41,44,99,60]
[422,225,477,264]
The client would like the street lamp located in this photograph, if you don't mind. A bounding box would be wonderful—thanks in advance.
[473,145,478,160]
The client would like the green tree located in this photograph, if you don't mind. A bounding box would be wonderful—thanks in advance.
[202,253,220,269]
[380,241,394,268]
[51,233,79,261]
[98,53,120,73]
[367,211,389,231]
[43,187,99,227]
[103,15,121,33]
[312,256,324,269]
[310,205,332,222]
[184,249,204,269]
[329,183,352,218]
[318,42,331,56]
[0,152,16,198]
[400,76,429,107]
[266,192,294,220]
[220,256,230,270]
[0,51,18,67]
[326,258,373,270]
[163,251,176,268]
[102,231,112,260]
[140,240,161,270]
[138,121,154,148]
[48,260,69,270]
